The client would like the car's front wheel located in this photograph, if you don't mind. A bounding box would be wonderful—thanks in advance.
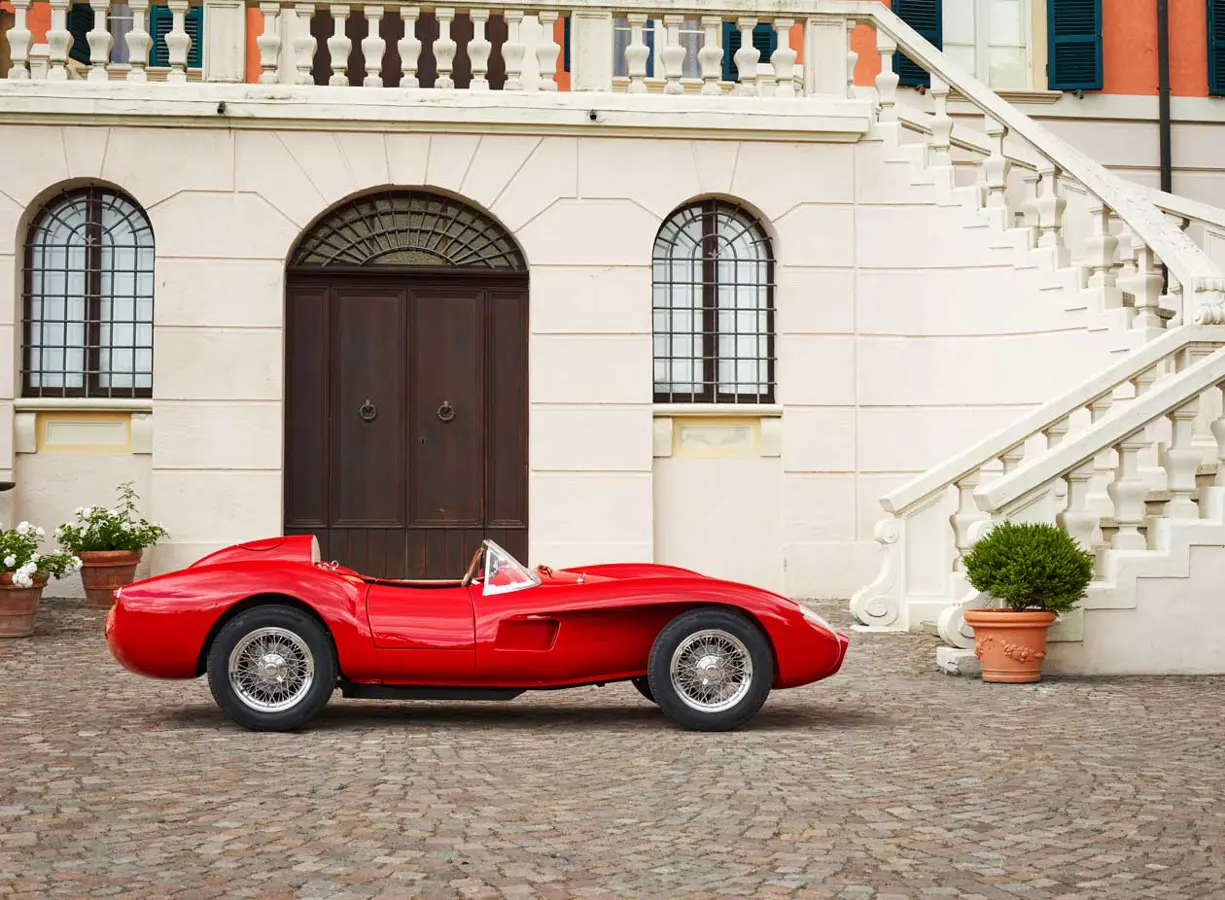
[206,605,336,732]
[647,608,772,732]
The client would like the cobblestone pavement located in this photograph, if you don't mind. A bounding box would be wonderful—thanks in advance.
[3,599,1225,900]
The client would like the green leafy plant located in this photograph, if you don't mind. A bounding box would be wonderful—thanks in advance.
[56,482,168,555]
[0,521,81,587]
[962,521,1093,615]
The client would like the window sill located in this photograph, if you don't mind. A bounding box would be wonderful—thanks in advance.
[653,405,782,459]
[13,401,153,456]
[14,397,153,413]
[653,403,782,419]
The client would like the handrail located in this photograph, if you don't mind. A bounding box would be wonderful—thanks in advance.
[1137,184,1225,231]
[880,325,1225,515]
[894,107,1042,170]
[975,344,1225,512]
[822,1,1225,302]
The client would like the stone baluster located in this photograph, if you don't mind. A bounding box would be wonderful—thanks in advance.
[398,6,421,88]
[433,8,456,88]
[874,28,899,121]
[625,14,649,93]
[502,10,525,91]
[256,1,283,83]
[771,18,797,98]
[326,5,351,85]
[928,75,952,169]
[467,9,492,90]
[982,115,1010,211]
[1131,363,1161,397]
[1057,461,1101,555]
[85,0,113,81]
[1128,241,1166,333]
[1107,430,1151,550]
[292,3,317,84]
[1162,213,1191,325]
[1086,392,1117,517]
[1084,196,1121,308]
[1212,384,1225,487]
[1043,415,1072,449]
[536,11,560,92]
[1001,445,1025,475]
[949,471,984,571]
[165,0,192,81]
[1162,398,1202,519]
[1019,170,1041,247]
[360,5,385,87]
[46,0,71,80]
[845,18,857,98]
[6,0,32,79]
[1116,225,1139,286]
[1035,163,1069,268]
[659,16,685,95]
[697,16,722,95]
[121,0,151,81]
[733,18,760,96]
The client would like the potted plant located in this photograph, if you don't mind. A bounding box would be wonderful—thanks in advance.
[56,482,168,610]
[961,521,1093,683]
[0,521,81,637]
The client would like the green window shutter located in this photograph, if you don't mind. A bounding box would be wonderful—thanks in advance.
[1210,0,1225,96]
[721,22,778,82]
[562,16,570,73]
[149,4,204,69]
[68,3,95,65]
[1047,0,1102,90]
[892,0,941,87]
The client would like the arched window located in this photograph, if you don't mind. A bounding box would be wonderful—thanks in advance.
[652,199,774,404]
[23,187,155,398]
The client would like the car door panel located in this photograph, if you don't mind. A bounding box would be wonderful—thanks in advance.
[365,582,476,681]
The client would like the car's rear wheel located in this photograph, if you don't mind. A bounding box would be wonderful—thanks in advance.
[631,676,655,703]
[647,608,772,732]
[206,606,336,732]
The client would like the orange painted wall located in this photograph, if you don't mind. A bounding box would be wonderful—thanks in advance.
[245,7,262,83]
[1103,0,1209,96]
[0,2,15,15]
[27,0,49,43]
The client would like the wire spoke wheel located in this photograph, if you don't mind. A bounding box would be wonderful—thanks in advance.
[227,626,316,713]
[668,628,753,714]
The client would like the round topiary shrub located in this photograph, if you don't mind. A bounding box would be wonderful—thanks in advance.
[962,521,1093,614]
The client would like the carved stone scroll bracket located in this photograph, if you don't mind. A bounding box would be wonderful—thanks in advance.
[848,517,903,630]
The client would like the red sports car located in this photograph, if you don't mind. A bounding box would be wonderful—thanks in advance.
[105,536,848,732]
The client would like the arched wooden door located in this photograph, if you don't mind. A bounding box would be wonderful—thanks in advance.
[284,191,528,578]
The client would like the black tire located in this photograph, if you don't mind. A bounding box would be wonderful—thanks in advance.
[647,608,772,732]
[631,676,655,704]
[206,605,337,732]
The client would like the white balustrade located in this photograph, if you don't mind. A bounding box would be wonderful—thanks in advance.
[294,3,318,84]
[697,16,723,95]
[6,0,33,80]
[261,1,287,84]
[624,13,649,94]
[86,0,113,82]
[502,9,525,91]
[732,17,759,97]
[873,27,898,121]
[361,5,386,87]
[165,0,192,82]
[771,19,796,98]
[434,7,457,88]
[46,0,70,81]
[536,10,560,91]
[399,6,422,88]
[126,0,152,81]
[1162,398,1201,519]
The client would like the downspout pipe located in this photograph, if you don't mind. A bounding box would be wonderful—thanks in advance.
[1157,0,1172,193]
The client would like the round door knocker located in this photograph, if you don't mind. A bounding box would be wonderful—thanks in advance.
[437,401,456,423]
[359,399,377,422]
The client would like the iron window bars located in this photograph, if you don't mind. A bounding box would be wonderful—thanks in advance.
[291,191,525,270]
[653,199,775,404]
[23,187,155,399]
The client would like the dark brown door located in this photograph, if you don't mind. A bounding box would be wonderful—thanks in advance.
[285,273,527,578]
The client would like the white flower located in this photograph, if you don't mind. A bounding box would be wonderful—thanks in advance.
[74,507,83,516]
[121,522,132,532]
[81,506,93,519]
[3,556,14,568]
[35,527,45,538]
[15,522,30,536]
[71,556,83,571]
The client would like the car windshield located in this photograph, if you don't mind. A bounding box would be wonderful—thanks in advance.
[475,541,540,596]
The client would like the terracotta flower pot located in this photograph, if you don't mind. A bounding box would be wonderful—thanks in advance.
[964,608,1058,683]
[0,572,49,638]
[79,550,142,610]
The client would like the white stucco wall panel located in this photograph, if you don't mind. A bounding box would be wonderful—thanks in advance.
[460,135,544,211]
[854,140,935,206]
[275,131,364,213]
[530,404,652,472]
[155,258,284,329]
[152,402,282,470]
[336,132,391,189]
[491,137,578,233]
[0,195,19,256]
[530,335,651,404]
[0,326,14,398]
[856,205,1013,270]
[854,473,914,540]
[531,471,652,545]
[783,540,879,600]
[61,126,108,180]
[731,142,855,216]
[856,406,1026,473]
[777,335,856,406]
[423,134,483,194]
[235,131,334,229]
[654,457,784,594]
[151,192,300,260]
[776,267,856,335]
[102,128,235,209]
[528,266,651,334]
[153,328,282,401]
[781,408,857,473]
[577,137,702,219]
[783,472,857,543]
[16,452,152,598]
[0,254,14,326]
[0,126,70,206]
[691,142,740,196]
[772,204,856,267]
[531,540,655,570]
[515,199,658,266]
[1047,544,1225,676]
[384,133,432,187]
[857,332,1106,407]
[151,470,281,544]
